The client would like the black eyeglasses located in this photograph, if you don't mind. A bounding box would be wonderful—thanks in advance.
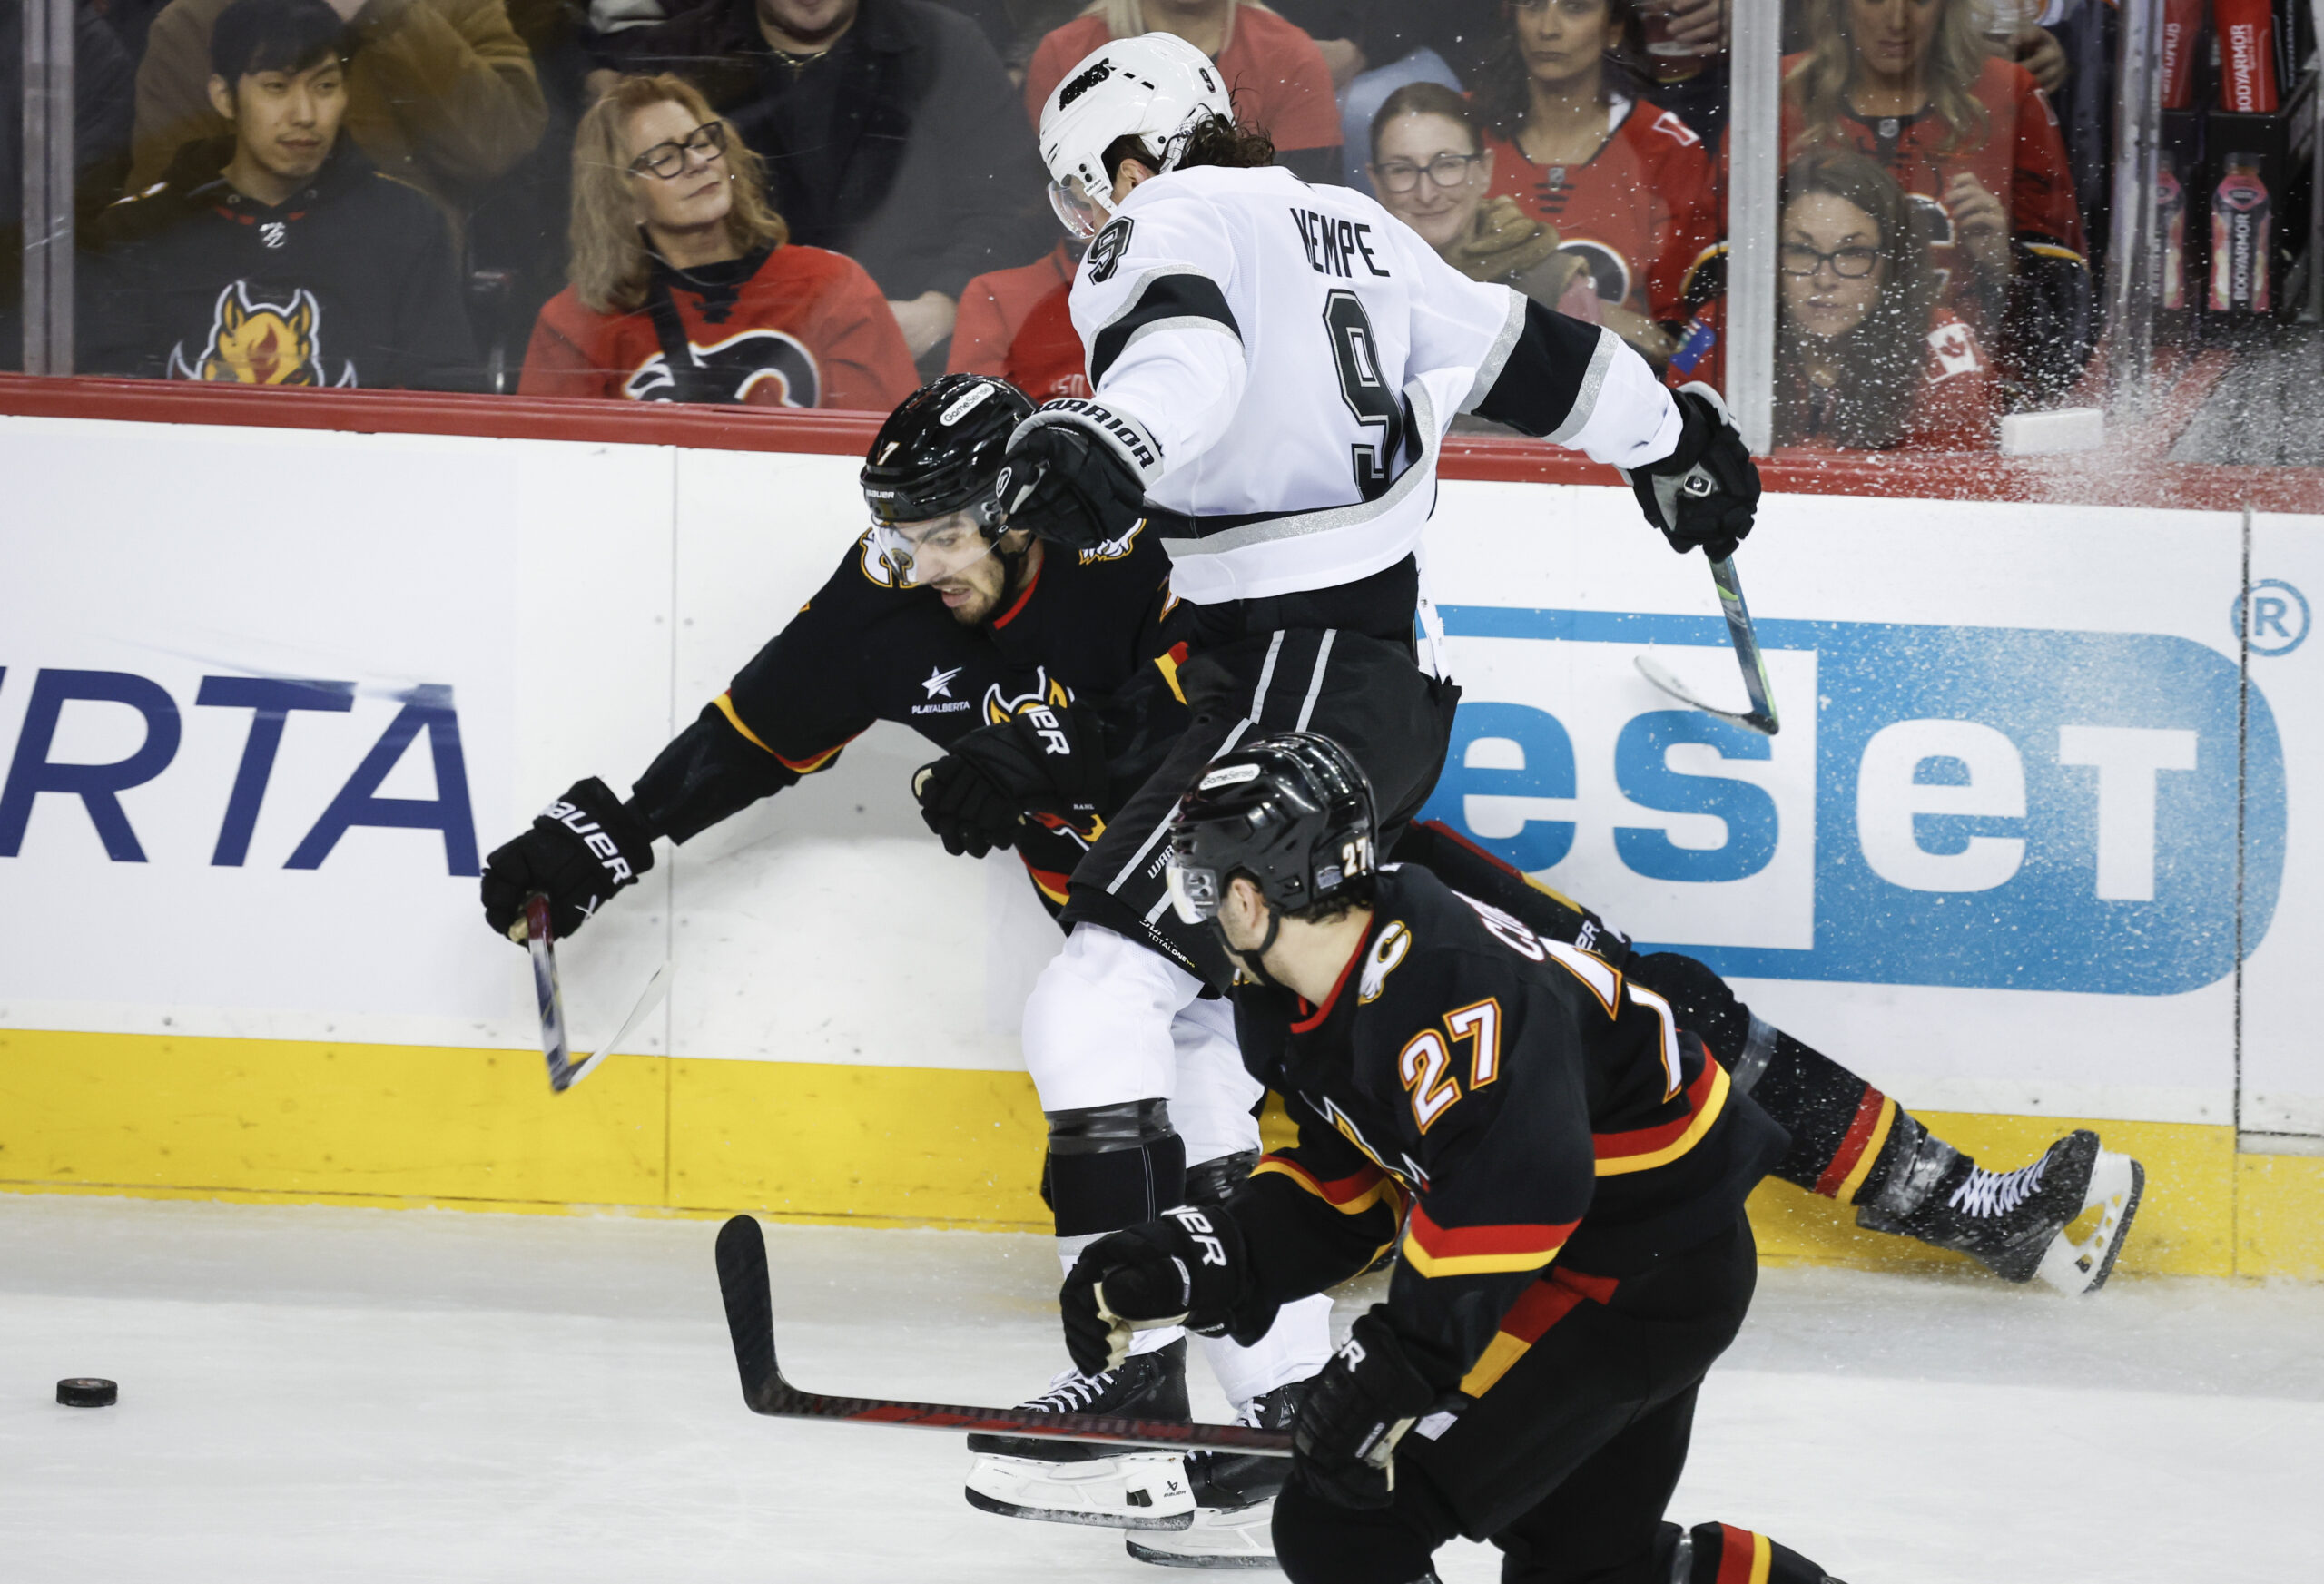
[1779,242,1882,279]
[1372,152,1484,194]
[628,122,727,179]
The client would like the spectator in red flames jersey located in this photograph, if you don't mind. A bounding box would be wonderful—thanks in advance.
[520,74,917,409]
[1783,0,2091,402]
[946,237,1090,402]
[1023,1,1344,184]
[1470,0,1721,367]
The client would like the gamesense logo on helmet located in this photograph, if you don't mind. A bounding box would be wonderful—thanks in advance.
[1057,58,1113,109]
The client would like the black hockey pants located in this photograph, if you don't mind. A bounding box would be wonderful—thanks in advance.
[1272,1216,1759,1584]
[1059,625,1460,989]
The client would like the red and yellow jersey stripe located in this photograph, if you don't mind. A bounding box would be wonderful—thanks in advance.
[1251,1154,1403,1220]
[1456,1264,1619,1396]
[714,692,852,774]
[1816,1087,1898,1203]
[1591,1055,1729,1177]
[1400,1202,1576,1280]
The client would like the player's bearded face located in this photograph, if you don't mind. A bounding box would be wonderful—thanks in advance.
[876,511,1008,622]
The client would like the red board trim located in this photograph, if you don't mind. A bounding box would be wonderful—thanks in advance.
[2,369,2315,513]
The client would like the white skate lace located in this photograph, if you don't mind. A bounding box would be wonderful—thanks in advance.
[1947,1154,2050,1219]
[1022,1366,1114,1414]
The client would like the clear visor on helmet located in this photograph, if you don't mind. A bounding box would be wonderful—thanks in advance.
[1048,174,1112,241]
[1165,854,1222,926]
[870,507,999,587]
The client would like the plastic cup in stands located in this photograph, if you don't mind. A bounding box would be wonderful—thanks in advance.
[1639,0,1698,59]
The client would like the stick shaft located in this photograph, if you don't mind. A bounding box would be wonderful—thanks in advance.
[523,897,572,1086]
[712,1215,1292,1457]
[1708,556,1779,732]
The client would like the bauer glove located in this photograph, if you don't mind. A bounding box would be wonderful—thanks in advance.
[1061,1205,1258,1376]
[993,400,1156,553]
[1291,1310,1444,1510]
[1623,383,1761,563]
[912,698,1107,859]
[479,776,655,941]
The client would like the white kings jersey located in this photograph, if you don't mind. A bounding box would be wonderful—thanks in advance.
[1061,163,1681,605]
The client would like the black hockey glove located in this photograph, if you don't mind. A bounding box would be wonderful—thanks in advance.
[1624,383,1761,563]
[1061,1205,1256,1375]
[1291,1310,1443,1510]
[993,400,1157,553]
[912,698,1107,859]
[479,777,655,941]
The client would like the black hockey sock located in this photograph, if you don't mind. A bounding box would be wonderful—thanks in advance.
[1044,1099,1187,1239]
[1658,1521,1844,1584]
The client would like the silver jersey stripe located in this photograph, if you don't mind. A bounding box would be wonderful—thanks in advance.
[1293,629,1336,731]
[1545,328,1621,446]
[1457,289,1528,415]
[1157,384,1442,561]
[1113,315,1243,372]
[1104,635,1280,897]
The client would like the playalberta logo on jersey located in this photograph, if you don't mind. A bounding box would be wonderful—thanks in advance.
[1413,607,2285,996]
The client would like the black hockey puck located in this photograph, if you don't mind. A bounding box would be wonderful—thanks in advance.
[56,1378,117,1408]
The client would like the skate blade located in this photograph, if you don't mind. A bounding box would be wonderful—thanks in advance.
[965,1451,1194,1531]
[2034,1151,2144,1294]
[1126,1500,1280,1569]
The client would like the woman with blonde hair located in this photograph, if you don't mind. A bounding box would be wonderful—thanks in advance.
[1781,0,2089,399]
[520,74,916,409]
[1020,1,1343,182]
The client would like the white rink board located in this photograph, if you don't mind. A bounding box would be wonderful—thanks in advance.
[0,414,2314,1132]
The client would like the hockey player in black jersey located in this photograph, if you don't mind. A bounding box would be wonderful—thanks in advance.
[476,375,1340,1541]
[1062,733,1853,1584]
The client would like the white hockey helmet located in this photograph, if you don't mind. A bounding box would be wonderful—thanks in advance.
[1037,31,1234,240]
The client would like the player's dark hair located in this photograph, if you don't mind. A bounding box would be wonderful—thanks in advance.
[1773,148,1942,450]
[1102,113,1276,185]
[210,0,350,82]
[1471,0,1651,145]
[1369,81,1482,162]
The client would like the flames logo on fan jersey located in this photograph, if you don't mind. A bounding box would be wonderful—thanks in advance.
[169,282,355,386]
[625,329,821,407]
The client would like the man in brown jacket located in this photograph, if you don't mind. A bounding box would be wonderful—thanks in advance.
[127,0,547,218]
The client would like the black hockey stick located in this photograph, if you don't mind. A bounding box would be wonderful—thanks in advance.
[1633,555,1780,735]
[714,1215,1292,1455]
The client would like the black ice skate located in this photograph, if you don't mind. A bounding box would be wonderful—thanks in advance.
[1858,1128,2144,1293]
[964,1339,1195,1530]
[1126,1381,1305,1569]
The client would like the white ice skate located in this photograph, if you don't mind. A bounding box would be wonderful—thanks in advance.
[963,1341,1196,1530]
[1126,1500,1279,1569]
[2034,1147,2145,1295]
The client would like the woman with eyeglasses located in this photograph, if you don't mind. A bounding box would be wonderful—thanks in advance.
[1366,83,1600,326]
[1469,0,1721,368]
[1691,148,1994,450]
[520,74,917,409]
[1783,0,2089,402]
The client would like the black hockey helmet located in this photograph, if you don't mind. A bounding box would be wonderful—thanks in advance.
[1165,732,1378,929]
[860,374,1034,528]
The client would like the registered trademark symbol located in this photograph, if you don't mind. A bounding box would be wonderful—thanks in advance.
[2233,579,2309,656]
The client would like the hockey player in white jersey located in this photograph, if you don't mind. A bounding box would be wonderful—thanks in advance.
[937,32,1763,1568]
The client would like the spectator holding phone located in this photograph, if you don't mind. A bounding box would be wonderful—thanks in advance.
[83,0,478,389]
[520,74,917,408]
[1472,0,1720,367]
[1022,1,1344,183]
[1784,0,2090,401]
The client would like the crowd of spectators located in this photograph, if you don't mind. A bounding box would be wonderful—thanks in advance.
[15,0,2125,451]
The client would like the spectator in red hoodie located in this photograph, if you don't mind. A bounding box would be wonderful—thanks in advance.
[521,74,917,409]
[1023,1,1343,183]
[945,236,1089,402]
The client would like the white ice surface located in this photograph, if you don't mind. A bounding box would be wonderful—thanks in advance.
[0,1196,2313,1581]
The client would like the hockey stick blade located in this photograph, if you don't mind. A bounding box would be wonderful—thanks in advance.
[713,1215,1292,1456]
[1632,556,1779,735]
[524,897,573,1088]
[549,961,671,1094]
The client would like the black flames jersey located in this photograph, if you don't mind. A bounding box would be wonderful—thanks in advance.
[1224,864,1787,1396]
[634,522,1192,910]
